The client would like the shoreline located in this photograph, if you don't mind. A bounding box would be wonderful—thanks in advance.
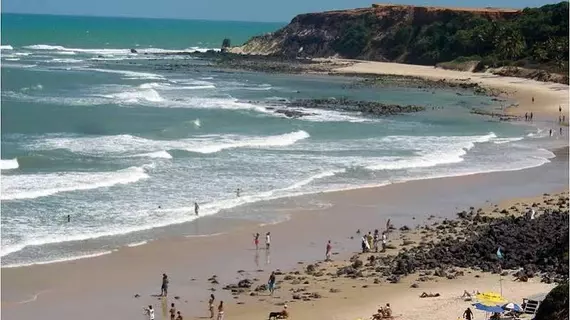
[1,147,567,319]
[2,60,569,320]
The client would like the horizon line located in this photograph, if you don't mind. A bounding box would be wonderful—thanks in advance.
[1,11,289,24]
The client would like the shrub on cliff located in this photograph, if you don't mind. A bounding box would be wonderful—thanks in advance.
[333,22,371,58]
[535,282,569,320]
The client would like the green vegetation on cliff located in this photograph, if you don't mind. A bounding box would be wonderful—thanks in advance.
[336,2,568,71]
[236,2,569,75]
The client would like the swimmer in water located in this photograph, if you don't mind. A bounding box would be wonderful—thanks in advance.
[67,215,71,223]
[236,188,241,197]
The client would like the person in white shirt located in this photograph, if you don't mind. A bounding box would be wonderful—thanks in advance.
[144,305,155,320]
[381,232,387,252]
[265,232,271,250]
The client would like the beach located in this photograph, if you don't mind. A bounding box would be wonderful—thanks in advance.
[333,60,569,118]
[2,51,569,320]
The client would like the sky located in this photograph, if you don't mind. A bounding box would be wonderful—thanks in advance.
[2,0,564,22]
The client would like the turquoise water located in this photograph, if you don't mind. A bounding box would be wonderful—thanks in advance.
[0,14,559,267]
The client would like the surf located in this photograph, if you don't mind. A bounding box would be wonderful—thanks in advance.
[1,158,19,170]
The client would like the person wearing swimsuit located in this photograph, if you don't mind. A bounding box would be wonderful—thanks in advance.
[254,233,260,250]
[217,301,224,320]
[208,294,215,319]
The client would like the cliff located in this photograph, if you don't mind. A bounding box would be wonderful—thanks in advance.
[231,3,568,72]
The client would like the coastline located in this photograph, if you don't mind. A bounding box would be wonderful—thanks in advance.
[331,59,569,118]
[2,61,569,320]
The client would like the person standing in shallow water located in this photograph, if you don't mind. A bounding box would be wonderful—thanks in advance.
[161,273,169,297]
[208,294,215,319]
[253,233,260,250]
[265,232,271,250]
[194,202,199,216]
[217,301,224,320]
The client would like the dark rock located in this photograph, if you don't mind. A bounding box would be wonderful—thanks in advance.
[411,283,419,288]
[352,259,363,269]
[329,288,341,293]
[238,279,253,288]
[130,48,137,53]
[134,294,140,298]
[306,264,316,274]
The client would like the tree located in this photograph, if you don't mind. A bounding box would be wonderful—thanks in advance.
[221,38,231,49]
[333,22,371,58]
[494,25,526,60]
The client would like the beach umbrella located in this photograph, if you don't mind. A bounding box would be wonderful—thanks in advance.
[472,303,505,313]
[502,302,523,312]
[476,291,507,304]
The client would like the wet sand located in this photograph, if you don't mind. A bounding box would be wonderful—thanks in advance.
[1,146,567,320]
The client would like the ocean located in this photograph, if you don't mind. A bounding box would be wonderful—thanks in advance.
[0,13,562,267]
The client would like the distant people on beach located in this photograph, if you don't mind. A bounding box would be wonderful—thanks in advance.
[176,311,183,320]
[268,271,276,295]
[208,294,215,319]
[361,234,369,253]
[560,105,562,113]
[161,273,169,297]
[325,240,332,261]
[217,301,224,320]
[532,96,535,104]
[463,307,474,320]
[382,232,387,252]
[194,202,199,216]
[560,127,563,136]
[254,233,260,250]
[525,112,528,121]
[265,232,271,250]
[530,112,534,120]
[144,305,155,320]
[550,129,553,137]
[169,303,176,320]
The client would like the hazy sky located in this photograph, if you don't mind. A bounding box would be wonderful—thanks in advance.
[2,0,563,22]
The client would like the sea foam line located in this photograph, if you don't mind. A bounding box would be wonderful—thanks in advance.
[2,250,116,268]
[1,158,19,170]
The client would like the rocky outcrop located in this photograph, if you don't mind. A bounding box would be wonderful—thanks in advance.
[231,4,520,62]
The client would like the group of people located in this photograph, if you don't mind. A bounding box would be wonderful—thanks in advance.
[254,232,271,250]
[360,229,387,253]
[371,303,393,319]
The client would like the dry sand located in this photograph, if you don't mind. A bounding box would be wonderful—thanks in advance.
[333,60,569,118]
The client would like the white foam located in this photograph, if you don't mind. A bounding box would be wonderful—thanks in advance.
[492,137,524,144]
[76,67,165,80]
[28,131,310,156]
[365,133,497,171]
[193,119,201,128]
[126,240,149,247]
[2,250,115,268]
[139,82,215,90]
[4,58,20,61]
[21,84,43,92]
[1,45,14,50]
[102,88,164,103]
[23,44,219,56]
[130,151,173,159]
[1,165,150,201]
[1,158,19,170]
[50,58,84,64]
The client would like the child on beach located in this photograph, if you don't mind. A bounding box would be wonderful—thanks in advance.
[217,301,224,320]
[254,233,260,250]
[144,305,155,320]
[169,303,176,320]
[209,294,215,318]
[265,232,271,250]
[176,311,183,320]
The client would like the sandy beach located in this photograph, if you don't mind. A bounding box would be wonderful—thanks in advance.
[333,60,569,118]
[2,63,569,320]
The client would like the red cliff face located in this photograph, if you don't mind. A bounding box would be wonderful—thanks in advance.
[233,4,521,62]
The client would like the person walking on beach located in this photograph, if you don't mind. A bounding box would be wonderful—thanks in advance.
[254,233,260,250]
[560,127,563,136]
[530,112,534,121]
[325,240,332,261]
[367,231,373,250]
[169,303,176,320]
[208,294,215,318]
[268,271,277,295]
[532,96,535,104]
[463,307,474,320]
[525,112,528,121]
[144,305,155,320]
[265,232,271,250]
[550,129,553,137]
[161,273,169,297]
[194,202,199,216]
[217,301,224,320]
[381,232,387,252]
